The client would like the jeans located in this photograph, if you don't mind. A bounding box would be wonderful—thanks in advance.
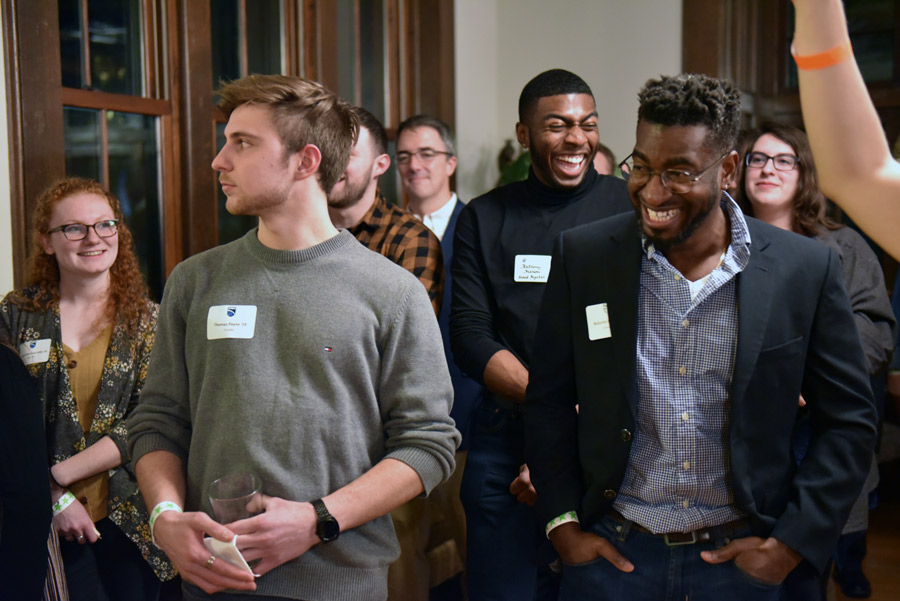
[559,515,819,601]
[60,517,161,601]
[460,399,560,601]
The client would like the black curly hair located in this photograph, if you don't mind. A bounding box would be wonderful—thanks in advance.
[637,74,742,155]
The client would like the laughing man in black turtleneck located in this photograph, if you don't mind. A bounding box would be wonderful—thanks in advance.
[450,69,632,601]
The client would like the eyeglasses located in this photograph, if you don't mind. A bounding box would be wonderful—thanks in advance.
[395,148,453,166]
[745,152,799,171]
[619,152,730,194]
[47,220,119,241]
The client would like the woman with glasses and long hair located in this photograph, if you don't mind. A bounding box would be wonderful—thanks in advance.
[740,122,895,598]
[0,178,173,600]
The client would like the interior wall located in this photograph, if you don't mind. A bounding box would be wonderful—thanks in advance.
[455,0,683,202]
[0,7,13,294]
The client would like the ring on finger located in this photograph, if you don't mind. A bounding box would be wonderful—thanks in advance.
[76,535,85,542]
[206,555,216,568]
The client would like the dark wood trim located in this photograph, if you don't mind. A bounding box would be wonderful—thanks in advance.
[417,0,454,126]
[79,0,91,88]
[301,0,319,80]
[176,0,216,257]
[61,87,171,114]
[283,0,300,76]
[142,0,157,98]
[3,0,27,286]
[100,107,110,187]
[401,0,419,117]
[160,0,182,277]
[238,0,248,77]
[317,0,339,91]
[352,0,361,106]
[385,0,399,129]
[682,0,727,77]
[14,0,67,271]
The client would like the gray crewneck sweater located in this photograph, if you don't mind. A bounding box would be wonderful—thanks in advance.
[128,229,459,600]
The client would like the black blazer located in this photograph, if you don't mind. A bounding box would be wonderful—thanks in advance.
[523,211,877,571]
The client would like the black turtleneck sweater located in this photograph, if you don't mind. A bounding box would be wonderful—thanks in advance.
[450,167,632,386]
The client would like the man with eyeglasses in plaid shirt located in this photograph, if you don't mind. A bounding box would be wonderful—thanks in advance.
[524,73,877,601]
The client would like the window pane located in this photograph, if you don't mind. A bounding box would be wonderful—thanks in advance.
[59,0,85,88]
[246,0,283,75]
[88,0,144,95]
[211,0,241,86]
[107,112,163,300]
[336,0,358,103]
[359,0,385,122]
[63,107,102,181]
[216,123,258,244]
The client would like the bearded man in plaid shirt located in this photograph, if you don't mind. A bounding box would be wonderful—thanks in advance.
[328,107,443,316]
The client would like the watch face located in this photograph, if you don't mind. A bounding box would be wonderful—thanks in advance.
[318,518,340,542]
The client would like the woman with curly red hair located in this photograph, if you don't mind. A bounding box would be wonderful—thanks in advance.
[0,178,173,600]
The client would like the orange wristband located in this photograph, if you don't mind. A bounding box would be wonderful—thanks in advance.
[791,40,853,71]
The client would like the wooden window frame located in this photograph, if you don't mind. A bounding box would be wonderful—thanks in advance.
[3,0,456,288]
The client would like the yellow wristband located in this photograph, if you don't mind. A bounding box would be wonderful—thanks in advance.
[791,40,853,71]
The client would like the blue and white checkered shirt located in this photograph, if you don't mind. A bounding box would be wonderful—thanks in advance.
[613,193,752,534]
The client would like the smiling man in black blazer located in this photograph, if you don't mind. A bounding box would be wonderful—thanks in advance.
[524,74,876,601]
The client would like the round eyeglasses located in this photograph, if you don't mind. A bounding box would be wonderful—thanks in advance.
[47,220,119,241]
[745,152,799,171]
[619,152,730,194]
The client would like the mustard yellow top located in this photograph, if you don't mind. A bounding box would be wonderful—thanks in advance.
[63,324,113,522]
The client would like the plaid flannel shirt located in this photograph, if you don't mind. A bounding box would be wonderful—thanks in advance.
[349,191,444,316]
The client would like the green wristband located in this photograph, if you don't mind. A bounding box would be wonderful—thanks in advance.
[149,501,183,545]
[52,491,76,516]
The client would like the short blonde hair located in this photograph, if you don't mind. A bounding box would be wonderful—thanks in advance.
[217,75,359,193]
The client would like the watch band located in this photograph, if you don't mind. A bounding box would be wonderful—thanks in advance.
[311,498,340,542]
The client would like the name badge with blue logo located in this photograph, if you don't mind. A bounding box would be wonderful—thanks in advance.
[19,338,52,365]
[207,305,257,340]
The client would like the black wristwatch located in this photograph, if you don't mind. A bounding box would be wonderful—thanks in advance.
[311,498,340,543]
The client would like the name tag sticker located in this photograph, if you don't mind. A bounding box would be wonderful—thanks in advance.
[514,255,552,283]
[585,303,612,341]
[207,305,258,340]
[18,339,51,365]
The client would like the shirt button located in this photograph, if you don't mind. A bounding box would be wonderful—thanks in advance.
[67,360,78,369]
[683,461,690,470]
[679,365,686,375]
[682,319,689,328]
[620,429,632,442]
[682,499,690,509]
[674,274,682,281]
[681,412,689,421]
[603,489,617,500]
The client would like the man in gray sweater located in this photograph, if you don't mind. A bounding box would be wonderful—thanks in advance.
[127,75,459,601]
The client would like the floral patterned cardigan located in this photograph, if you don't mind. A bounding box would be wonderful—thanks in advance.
[0,286,175,581]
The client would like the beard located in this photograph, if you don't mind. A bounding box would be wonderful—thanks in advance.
[637,187,720,253]
[225,181,292,217]
[327,166,374,209]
